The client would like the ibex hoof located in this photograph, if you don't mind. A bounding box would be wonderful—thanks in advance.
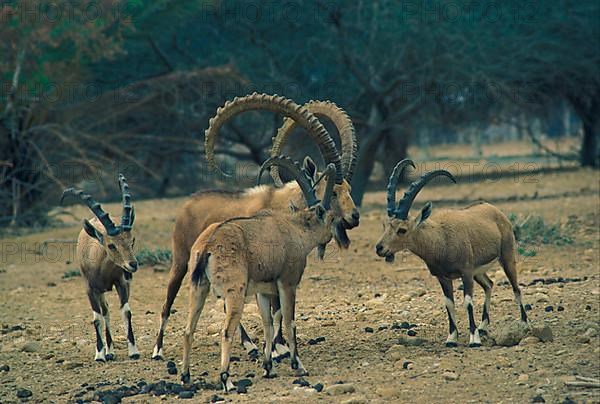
[95,357,106,363]
[248,349,259,361]
[478,329,488,336]
[181,371,191,385]
[468,343,481,348]
[129,353,140,360]
[445,342,458,348]
[294,368,309,377]
[273,351,290,363]
[105,353,115,361]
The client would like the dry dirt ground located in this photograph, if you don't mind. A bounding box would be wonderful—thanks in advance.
[0,157,599,403]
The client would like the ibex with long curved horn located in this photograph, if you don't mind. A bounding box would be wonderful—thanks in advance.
[61,175,140,362]
[181,157,337,392]
[152,93,360,360]
[375,160,528,347]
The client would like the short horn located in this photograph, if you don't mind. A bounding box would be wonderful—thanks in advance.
[395,169,456,219]
[270,100,357,184]
[257,156,319,207]
[60,188,119,236]
[118,174,134,231]
[205,93,342,182]
[386,159,416,217]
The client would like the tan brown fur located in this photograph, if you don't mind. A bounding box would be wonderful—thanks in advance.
[181,206,334,391]
[376,202,528,347]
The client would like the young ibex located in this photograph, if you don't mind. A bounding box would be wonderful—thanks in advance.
[61,175,140,361]
[152,93,360,360]
[181,157,337,392]
[375,160,528,347]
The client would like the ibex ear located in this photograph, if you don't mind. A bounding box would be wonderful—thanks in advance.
[302,156,318,184]
[416,202,433,228]
[289,200,299,213]
[83,219,104,244]
[315,204,326,222]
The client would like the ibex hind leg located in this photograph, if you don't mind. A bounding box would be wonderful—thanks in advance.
[462,275,481,348]
[271,296,290,362]
[437,277,459,347]
[181,281,210,386]
[220,294,244,393]
[238,324,260,361]
[98,294,115,360]
[474,273,493,336]
[500,248,528,324]
[153,259,188,360]
[257,293,275,378]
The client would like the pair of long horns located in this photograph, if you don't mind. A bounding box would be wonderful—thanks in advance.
[258,156,336,210]
[270,100,357,185]
[387,159,456,219]
[204,93,357,185]
[60,174,134,235]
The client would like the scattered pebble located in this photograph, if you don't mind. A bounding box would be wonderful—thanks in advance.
[325,383,356,396]
[402,361,413,370]
[364,327,374,333]
[520,336,540,346]
[407,330,417,337]
[544,306,554,312]
[21,341,40,353]
[494,322,529,346]
[178,391,194,399]
[442,372,459,381]
[210,394,225,402]
[517,374,529,383]
[557,305,565,312]
[532,394,546,403]
[312,383,324,392]
[585,305,592,310]
[525,304,533,311]
[16,389,33,399]
[308,336,326,345]
[397,336,426,346]
[293,378,310,387]
[575,335,590,344]
[531,325,553,343]
[0,364,9,372]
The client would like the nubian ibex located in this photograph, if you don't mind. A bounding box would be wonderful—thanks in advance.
[61,175,140,361]
[152,93,360,360]
[375,160,528,347]
[181,157,337,392]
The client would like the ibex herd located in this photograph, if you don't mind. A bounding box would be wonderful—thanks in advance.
[62,93,529,393]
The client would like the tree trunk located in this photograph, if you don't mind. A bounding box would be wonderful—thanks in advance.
[350,132,383,207]
[382,131,410,178]
[580,117,599,167]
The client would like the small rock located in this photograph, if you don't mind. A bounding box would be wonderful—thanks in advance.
[575,335,590,344]
[517,374,529,383]
[16,389,33,398]
[167,367,177,375]
[531,325,553,343]
[442,372,459,381]
[524,304,533,311]
[397,336,426,346]
[585,305,592,310]
[47,282,57,287]
[210,395,225,403]
[407,330,417,337]
[166,360,176,368]
[321,321,336,327]
[584,328,598,338]
[325,383,355,396]
[21,341,40,353]
[544,306,553,312]
[312,383,324,392]
[402,361,413,370]
[520,336,540,346]
[494,322,529,346]
[64,361,83,370]
[293,378,310,387]
[386,345,404,361]
[557,306,565,312]
[0,364,9,372]
[377,386,402,398]
[399,295,412,302]
[532,394,546,402]
[178,391,194,399]
[364,327,374,333]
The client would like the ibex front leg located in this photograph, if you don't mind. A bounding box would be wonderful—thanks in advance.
[115,280,140,359]
[278,282,307,377]
[437,277,458,347]
[270,296,290,362]
[87,289,107,362]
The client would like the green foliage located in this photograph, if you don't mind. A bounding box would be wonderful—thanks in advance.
[62,269,81,279]
[136,247,172,267]
[509,213,574,256]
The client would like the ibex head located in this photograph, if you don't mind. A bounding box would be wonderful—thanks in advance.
[375,160,456,262]
[61,174,138,273]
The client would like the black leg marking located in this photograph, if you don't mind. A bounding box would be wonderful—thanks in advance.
[93,319,105,361]
[181,371,190,385]
[520,304,528,322]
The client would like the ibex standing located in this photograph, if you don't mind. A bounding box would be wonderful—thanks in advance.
[181,157,337,392]
[61,175,140,361]
[376,160,528,347]
[152,93,360,360]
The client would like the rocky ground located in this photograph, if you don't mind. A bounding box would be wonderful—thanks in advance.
[0,162,599,403]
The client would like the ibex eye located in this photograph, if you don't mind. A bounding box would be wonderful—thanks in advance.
[108,244,117,250]
[397,228,407,235]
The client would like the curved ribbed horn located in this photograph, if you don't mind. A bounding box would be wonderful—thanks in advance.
[386,159,416,217]
[270,100,357,185]
[204,93,343,183]
[257,156,319,207]
[118,174,134,231]
[395,170,456,219]
[60,188,119,236]
[317,163,336,211]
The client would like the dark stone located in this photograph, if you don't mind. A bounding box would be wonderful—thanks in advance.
[167,382,183,394]
[532,394,546,403]
[293,378,310,387]
[236,385,247,394]
[179,391,194,399]
[374,293,381,298]
[402,361,413,369]
[166,360,176,369]
[544,306,554,312]
[0,364,9,372]
[313,383,324,392]
[525,304,533,311]
[557,306,565,312]
[364,327,374,333]
[407,330,417,337]
[245,372,256,378]
[378,325,388,331]
[47,282,57,287]
[55,359,64,364]
[140,384,152,394]
[400,321,411,329]
[230,356,240,362]
[101,394,120,404]
[167,367,177,375]
[308,336,326,345]
[237,379,253,388]
[170,309,178,314]
[562,398,576,404]
[585,305,592,310]
[409,324,418,329]
[210,395,225,402]
[316,336,326,343]
[136,381,147,388]
[16,389,32,398]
